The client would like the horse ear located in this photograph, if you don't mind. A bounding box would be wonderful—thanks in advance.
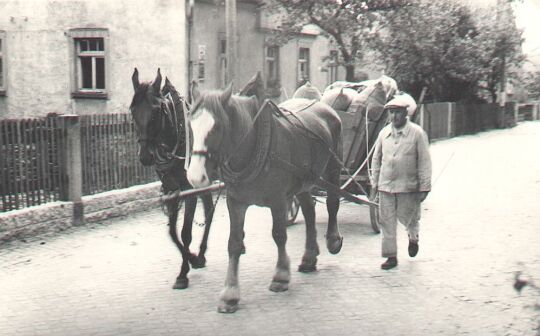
[165,77,172,87]
[132,68,140,92]
[220,82,234,106]
[152,68,162,94]
[190,80,200,103]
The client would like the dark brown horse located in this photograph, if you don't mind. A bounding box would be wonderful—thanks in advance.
[130,68,215,290]
[186,82,343,313]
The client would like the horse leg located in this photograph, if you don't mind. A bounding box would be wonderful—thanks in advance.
[325,163,343,254]
[269,200,291,292]
[218,196,248,314]
[192,193,215,268]
[181,196,201,268]
[297,191,319,272]
[166,196,191,289]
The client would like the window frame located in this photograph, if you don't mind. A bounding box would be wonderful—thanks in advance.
[0,31,6,96]
[218,37,227,88]
[328,50,339,84]
[298,47,310,82]
[265,45,280,88]
[68,28,109,99]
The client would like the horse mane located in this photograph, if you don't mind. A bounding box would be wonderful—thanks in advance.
[162,81,179,98]
[193,91,258,121]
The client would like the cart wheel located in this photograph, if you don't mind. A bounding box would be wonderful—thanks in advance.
[287,196,300,226]
[369,187,380,234]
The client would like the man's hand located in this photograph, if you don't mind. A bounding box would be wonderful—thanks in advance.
[418,191,429,202]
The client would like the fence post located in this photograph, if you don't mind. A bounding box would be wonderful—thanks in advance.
[509,102,518,127]
[496,104,505,128]
[417,105,424,128]
[59,115,84,225]
[447,103,454,138]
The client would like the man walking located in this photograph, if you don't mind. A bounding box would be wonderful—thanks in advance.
[370,96,432,270]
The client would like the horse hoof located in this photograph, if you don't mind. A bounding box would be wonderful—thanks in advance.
[218,302,239,314]
[327,236,343,255]
[173,278,189,290]
[298,263,317,273]
[269,280,289,292]
[190,255,206,269]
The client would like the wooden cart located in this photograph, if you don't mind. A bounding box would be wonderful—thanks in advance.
[287,81,391,233]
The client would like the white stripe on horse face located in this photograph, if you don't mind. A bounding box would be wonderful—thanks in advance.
[187,108,215,188]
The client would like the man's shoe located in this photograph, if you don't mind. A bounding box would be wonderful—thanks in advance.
[381,257,398,270]
[408,241,419,257]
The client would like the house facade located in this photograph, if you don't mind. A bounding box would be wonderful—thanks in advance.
[190,0,347,100]
[0,0,352,119]
[0,0,189,119]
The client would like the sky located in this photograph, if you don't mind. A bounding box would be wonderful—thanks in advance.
[514,0,540,69]
[468,0,540,69]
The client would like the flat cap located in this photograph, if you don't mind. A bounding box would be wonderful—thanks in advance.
[384,93,417,116]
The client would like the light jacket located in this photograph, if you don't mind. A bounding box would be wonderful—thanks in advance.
[371,120,432,193]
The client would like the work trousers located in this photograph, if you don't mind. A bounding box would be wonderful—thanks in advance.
[378,191,421,258]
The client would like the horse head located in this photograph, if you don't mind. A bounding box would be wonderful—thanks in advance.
[130,68,166,166]
[187,82,260,188]
[186,83,233,187]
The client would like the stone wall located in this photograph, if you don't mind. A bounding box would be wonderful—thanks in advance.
[0,182,162,242]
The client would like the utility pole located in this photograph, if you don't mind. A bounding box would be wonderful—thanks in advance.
[497,0,507,107]
[187,0,194,98]
[225,0,237,86]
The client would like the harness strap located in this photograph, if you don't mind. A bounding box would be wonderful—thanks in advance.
[153,93,187,173]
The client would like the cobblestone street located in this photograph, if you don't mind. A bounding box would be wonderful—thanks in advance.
[1,122,539,336]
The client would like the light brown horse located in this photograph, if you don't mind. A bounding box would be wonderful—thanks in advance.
[186,83,343,313]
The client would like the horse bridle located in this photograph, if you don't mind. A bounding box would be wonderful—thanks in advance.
[135,94,186,164]
[135,102,167,145]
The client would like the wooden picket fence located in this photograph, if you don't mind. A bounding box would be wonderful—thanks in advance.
[0,114,157,213]
[417,101,525,141]
[0,117,67,212]
[80,114,156,196]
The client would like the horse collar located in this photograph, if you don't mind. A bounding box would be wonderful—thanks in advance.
[219,100,274,184]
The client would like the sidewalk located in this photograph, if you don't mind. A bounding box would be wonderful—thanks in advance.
[1,122,539,336]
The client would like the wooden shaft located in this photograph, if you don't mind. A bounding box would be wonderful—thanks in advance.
[161,182,225,201]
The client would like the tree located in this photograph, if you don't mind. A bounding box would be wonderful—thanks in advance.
[372,0,524,102]
[473,1,525,103]
[266,0,407,81]
[524,70,540,100]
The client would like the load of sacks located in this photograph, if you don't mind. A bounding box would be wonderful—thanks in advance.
[290,76,420,171]
[293,75,417,117]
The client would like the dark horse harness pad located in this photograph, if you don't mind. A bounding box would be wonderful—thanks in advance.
[266,99,336,186]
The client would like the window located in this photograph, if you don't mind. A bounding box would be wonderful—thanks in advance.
[198,44,207,82]
[0,31,6,95]
[265,45,280,89]
[328,50,338,84]
[298,47,310,82]
[68,28,108,99]
[218,38,227,87]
